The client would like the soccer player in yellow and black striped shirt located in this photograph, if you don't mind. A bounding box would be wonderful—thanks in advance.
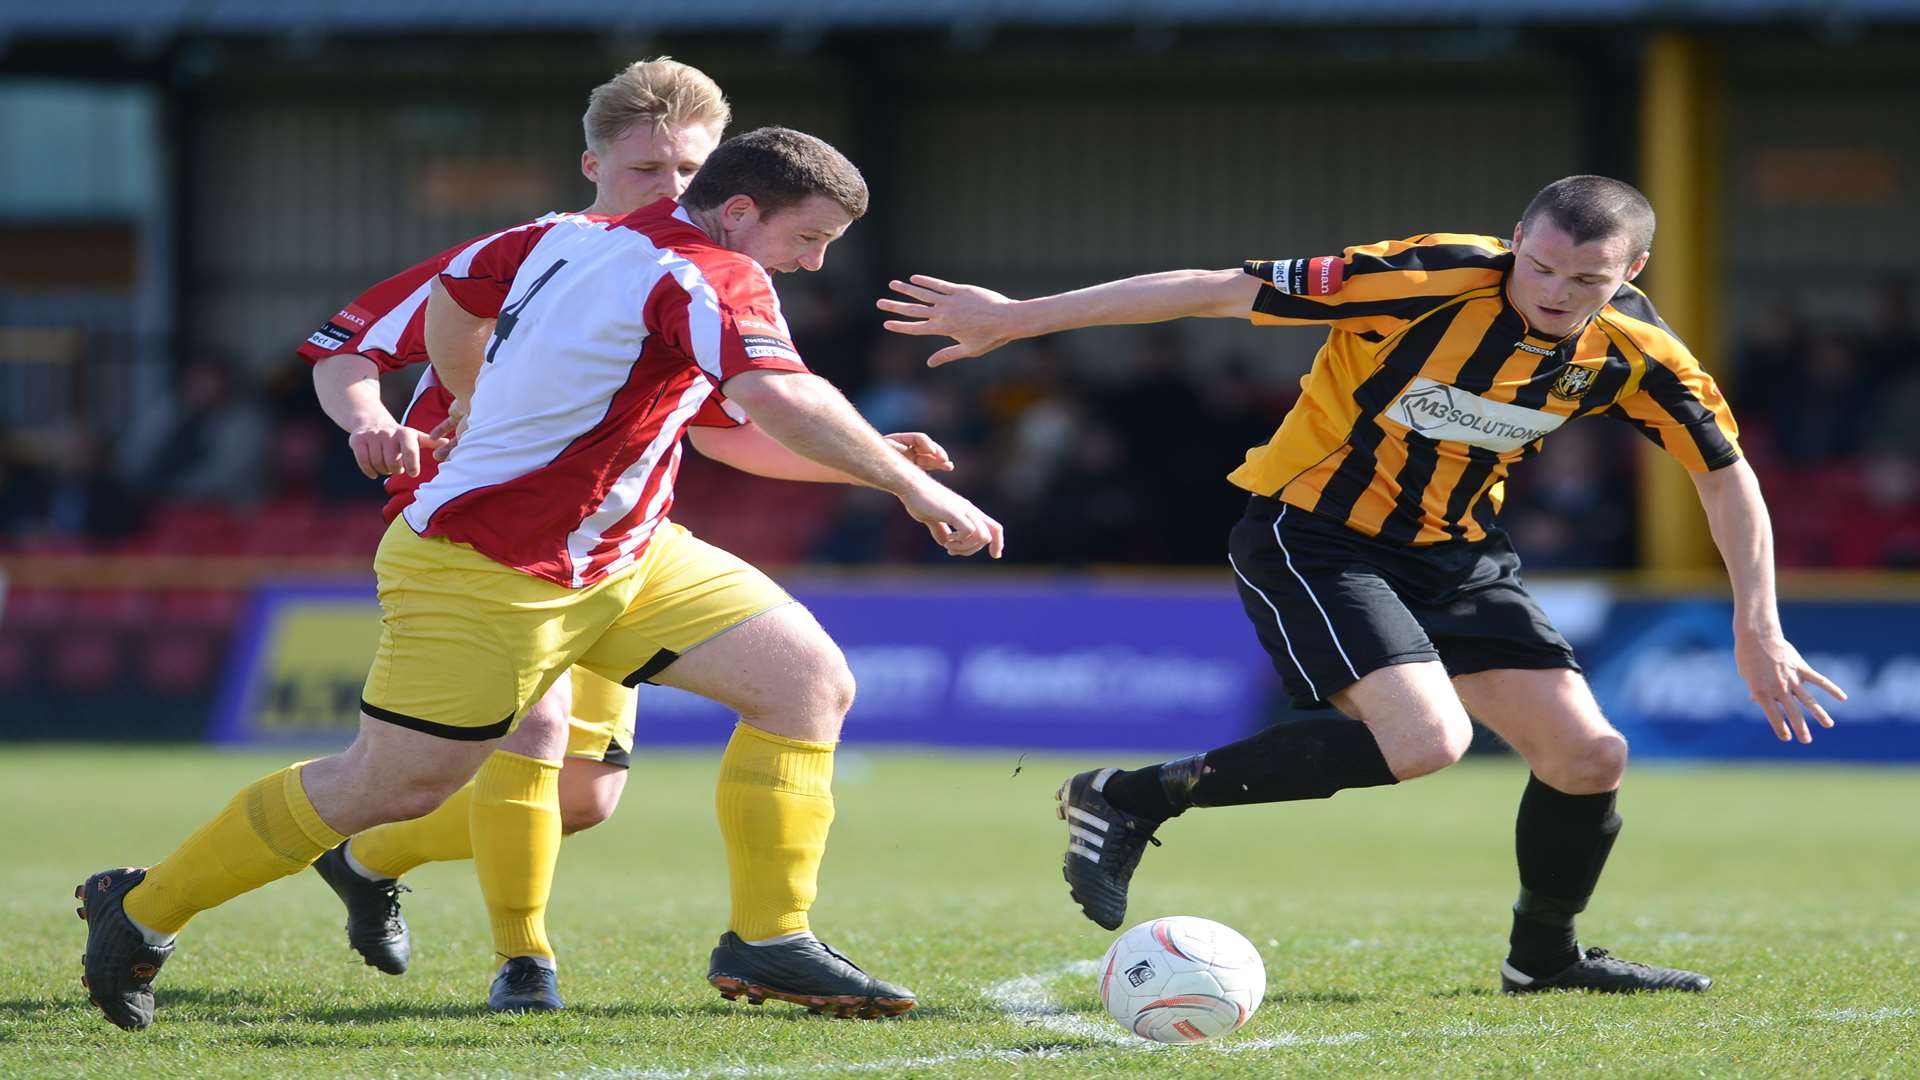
[881,175,1846,995]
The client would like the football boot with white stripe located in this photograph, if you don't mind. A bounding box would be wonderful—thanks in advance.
[1501,947,1712,994]
[1057,768,1163,931]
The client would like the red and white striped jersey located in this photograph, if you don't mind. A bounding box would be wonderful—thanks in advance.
[402,199,809,587]
[295,208,746,526]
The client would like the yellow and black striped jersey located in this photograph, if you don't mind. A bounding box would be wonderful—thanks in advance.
[1231,233,1740,545]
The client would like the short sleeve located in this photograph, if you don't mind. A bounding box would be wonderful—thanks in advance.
[688,390,749,429]
[1245,233,1510,337]
[438,222,554,319]
[648,251,811,385]
[296,253,450,370]
[1604,346,1742,472]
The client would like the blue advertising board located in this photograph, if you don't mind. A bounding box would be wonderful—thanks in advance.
[1571,597,1920,763]
[214,578,1920,761]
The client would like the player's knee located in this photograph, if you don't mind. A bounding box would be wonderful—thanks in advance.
[1535,729,1629,794]
[1391,714,1473,779]
[559,787,619,834]
[521,691,570,734]
[783,633,855,720]
[381,771,469,821]
[818,647,856,719]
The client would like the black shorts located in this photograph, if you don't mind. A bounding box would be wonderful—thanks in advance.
[1228,495,1579,709]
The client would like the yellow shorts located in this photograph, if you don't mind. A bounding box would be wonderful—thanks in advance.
[361,517,791,741]
[565,667,636,767]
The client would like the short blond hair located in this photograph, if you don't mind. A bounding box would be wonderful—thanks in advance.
[582,57,730,151]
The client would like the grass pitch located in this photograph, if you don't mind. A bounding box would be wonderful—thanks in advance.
[3,744,1916,1078]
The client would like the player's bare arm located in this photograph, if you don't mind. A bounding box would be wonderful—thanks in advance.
[877,268,1261,367]
[721,369,1002,558]
[1692,459,1847,743]
[424,276,493,403]
[310,352,447,478]
[687,423,953,484]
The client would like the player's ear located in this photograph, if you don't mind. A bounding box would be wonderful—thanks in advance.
[581,149,600,184]
[1511,221,1525,250]
[1624,251,1649,281]
[721,194,759,228]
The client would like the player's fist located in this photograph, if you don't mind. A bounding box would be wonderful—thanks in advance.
[347,424,449,479]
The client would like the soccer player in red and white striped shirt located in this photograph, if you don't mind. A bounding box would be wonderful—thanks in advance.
[293,63,952,1013]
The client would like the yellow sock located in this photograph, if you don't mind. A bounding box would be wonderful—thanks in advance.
[124,762,344,935]
[470,751,563,961]
[715,723,835,941]
[347,782,476,879]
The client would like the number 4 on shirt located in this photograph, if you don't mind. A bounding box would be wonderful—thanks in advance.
[486,259,569,364]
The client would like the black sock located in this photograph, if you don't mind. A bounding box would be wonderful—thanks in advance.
[1507,774,1622,977]
[1100,716,1398,822]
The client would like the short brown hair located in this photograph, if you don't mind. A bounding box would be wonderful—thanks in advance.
[1520,175,1656,261]
[582,57,730,152]
[680,127,869,221]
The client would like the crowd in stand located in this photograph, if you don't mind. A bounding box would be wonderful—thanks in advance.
[2,278,1915,572]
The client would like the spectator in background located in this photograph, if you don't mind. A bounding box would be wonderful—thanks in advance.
[1858,276,1917,386]
[0,424,143,545]
[1729,301,1808,432]
[1502,422,1635,570]
[116,351,270,507]
[1768,336,1874,464]
[853,336,933,436]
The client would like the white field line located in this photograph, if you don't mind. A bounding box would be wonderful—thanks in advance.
[561,964,1916,1080]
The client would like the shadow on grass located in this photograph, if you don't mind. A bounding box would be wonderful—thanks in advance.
[1430,986,1500,1000]
[0,996,67,1021]
[9,988,979,1029]
[1267,989,1373,1006]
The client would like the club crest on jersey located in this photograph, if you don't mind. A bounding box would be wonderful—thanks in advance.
[1550,365,1598,401]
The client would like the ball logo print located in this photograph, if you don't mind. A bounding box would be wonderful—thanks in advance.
[1097,916,1265,1044]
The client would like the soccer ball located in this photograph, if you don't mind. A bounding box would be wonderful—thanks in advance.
[1097,916,1266,1044]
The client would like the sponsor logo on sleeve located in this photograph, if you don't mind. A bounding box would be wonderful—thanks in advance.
[306,322,356,351]
[1269,256,1345,297]
[334,303,374,329]
[740,333,802,363]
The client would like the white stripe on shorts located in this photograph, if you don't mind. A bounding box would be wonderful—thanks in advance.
[1273,506,1360,681]
[1229,550,1319,701]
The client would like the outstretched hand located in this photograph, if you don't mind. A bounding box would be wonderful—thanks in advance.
[876,275,1021,367]
[1735,631,1846,744]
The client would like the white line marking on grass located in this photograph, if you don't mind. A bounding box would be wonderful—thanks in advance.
[571,1046,1078,1080]
[1812,1006,1915,1022]
[561,967,1918,1080]
[984,959,1134,1045]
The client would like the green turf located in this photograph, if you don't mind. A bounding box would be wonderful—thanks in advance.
[2,744,1915,1078]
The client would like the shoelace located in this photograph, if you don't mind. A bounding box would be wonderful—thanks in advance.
[377,882,411,928]
[502,962,551,993]
[1585,948,1656,974]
